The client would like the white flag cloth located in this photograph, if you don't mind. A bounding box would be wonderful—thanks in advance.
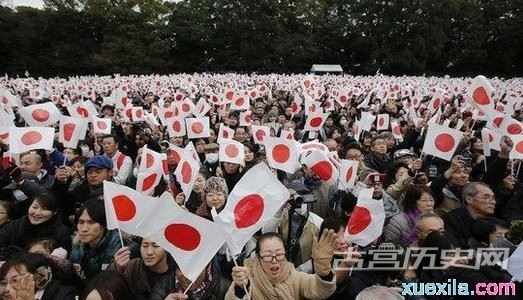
[194,98,211,117]
[217,124,235,144]
[186,117,210,139]
[468,75,495,113]
[230,94,250,111]
[359,111,376,132]
[67,101,98,120]
[264,136,300,174]
[213,163,290,255]
[93,117,112,135]
[304,113,329,131]
[0,88,22,107]
[139,195,226,282]
[345,188,385,247]
[499,116,523,136]
[19,102,61,127]
[136,146,167,195]
[219,139,245,165]
[338,160,359,190]
[483,127,501,152]
[251,125,270,144]
[506,242,523,281]
[174,151,200,198]
[421,123,463,161]
[509,135,523,160]
[58,116,88,148]
[239,110,253,127]
[390,121,403,141]
[8,127,54,153]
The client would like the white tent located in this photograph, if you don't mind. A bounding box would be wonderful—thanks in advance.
[310,64,343,74]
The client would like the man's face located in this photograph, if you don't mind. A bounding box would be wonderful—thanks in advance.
[371,138,387,155]
[449,167,470,187]
[223,162,239,174]
[140,239,166,268]
[102,137,118,156]
[468,185,496,218]
[417,217,445,240]
[86,168,111,186]
[19,153,42,175]
[195,140,206,153]
[77,210,104,246]
[234,128,247,142]
[345,149,363,161]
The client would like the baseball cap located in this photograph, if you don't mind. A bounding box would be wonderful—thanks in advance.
[85,155,113,170]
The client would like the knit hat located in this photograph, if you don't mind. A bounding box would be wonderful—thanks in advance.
[204,176,229,197]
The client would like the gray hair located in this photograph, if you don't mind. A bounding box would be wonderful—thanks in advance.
[355,285,404,300]
[462,182,491,205]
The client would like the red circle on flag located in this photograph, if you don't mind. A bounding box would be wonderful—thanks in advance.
[226,91,235,101]
[181,161,192,184]
[176,94,183,101]
[250,91,257,98]
[63,123,76,142]
[507,123,522,135]
[121,97,128,107]
[340,95,347,102]
[272,144,290,163]
[434,133,455,152]
[223,130,229,139]
[311,161,333,181]
[165,111,174,119]
[141,173,158,191]
[488,133,494,143]
[493,117,503,128]
[433,98,441,110]
[164,223,201,251]
[291,102,298,112]
[472,87,490,105]
[125,109,132,119]
[173,120,181,132]
[347,206,371,235]
[136,109,143,118]
[77,107,89,118]
[309,117,323,128]
[378,117,384,127]
[32,109,50,122]
[516,141,523,154]
[21,131,42,145]
[225,144,239,158]
[234,194,264,229]
[255,129,265,142]
[304,79,311,88]
[167,149,181,164]
[393,125,401,135]
[345,166,353,182]
[182,103,190,112]
[235,97,245,107]
[111,195,136,221]
[145,153,155,168]
[191,122,204,134]
[97,121,107,130]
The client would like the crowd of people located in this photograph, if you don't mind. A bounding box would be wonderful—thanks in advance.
[0,73,522,300]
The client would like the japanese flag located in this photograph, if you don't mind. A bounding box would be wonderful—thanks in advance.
[174,91,186,102]
[138,196,226,282]
[68,101,98,120]
[421,123,463,161]
[136,147,167,195]
[223,89,236,104]
[264,136,300,174]
[485,110,505,131]
[468,75,495,112]
[177,99,195,117]
[509,135,523,160]
[338,160,359,190]
[111,88,129,108]
[345,188,385,247]
[218,124,235,144]
[19,102,61,127]
[131,107,145,122]
[167,144,184,165]
[482,127,501,152]
[59,116,88,148]
[335,90,350,107]
[213,163,290,255]
[428,93,443,113]
[239,110,253,127]
[290,100,301,115]
[8,127,55,154]
[166,117,186,138]
[103,181,156,236]
[300,140,329,154]
[499,116,523,136]
[93,117,112,135]
[391,121,403,141]
[230,95,250,111]
[186,117,210,139]
[219,139,245,165]
[360,112,376,132]
[281,129,294,140]
[175,152,200,198]
[300,149,338,183]
[305,113,329,131]
[0,88,21,107]
[194,98,211,117]
[376,114,390,131]
[251,125,270,144]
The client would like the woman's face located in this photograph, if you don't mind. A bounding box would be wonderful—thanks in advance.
[193,174,206,193]
[416,192,435,214]
[223,162,239,174]
[0,204,9,225]
[258,238,286,282]
[472,140,483,152]
[28,200,54,225]
[205,191,226,209]
[1,265,34,300]
[244,147,254,162]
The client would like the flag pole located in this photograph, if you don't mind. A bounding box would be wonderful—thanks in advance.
[483,157,488,174]
[183,279,195,295]
[228,248,251,300]
[117,228,125,248]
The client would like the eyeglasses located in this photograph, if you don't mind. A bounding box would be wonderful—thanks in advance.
[259,253,286,263]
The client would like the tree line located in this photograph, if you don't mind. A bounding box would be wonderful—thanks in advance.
[0,0,522,77]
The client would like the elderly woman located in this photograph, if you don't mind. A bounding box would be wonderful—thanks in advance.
[225,231,338,300]
[196,176,229,220]
[383,185,435,247]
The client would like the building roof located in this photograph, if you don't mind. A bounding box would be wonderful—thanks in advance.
[310,64,343,73]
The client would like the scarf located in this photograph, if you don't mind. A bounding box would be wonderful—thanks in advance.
[245,257,295,300]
